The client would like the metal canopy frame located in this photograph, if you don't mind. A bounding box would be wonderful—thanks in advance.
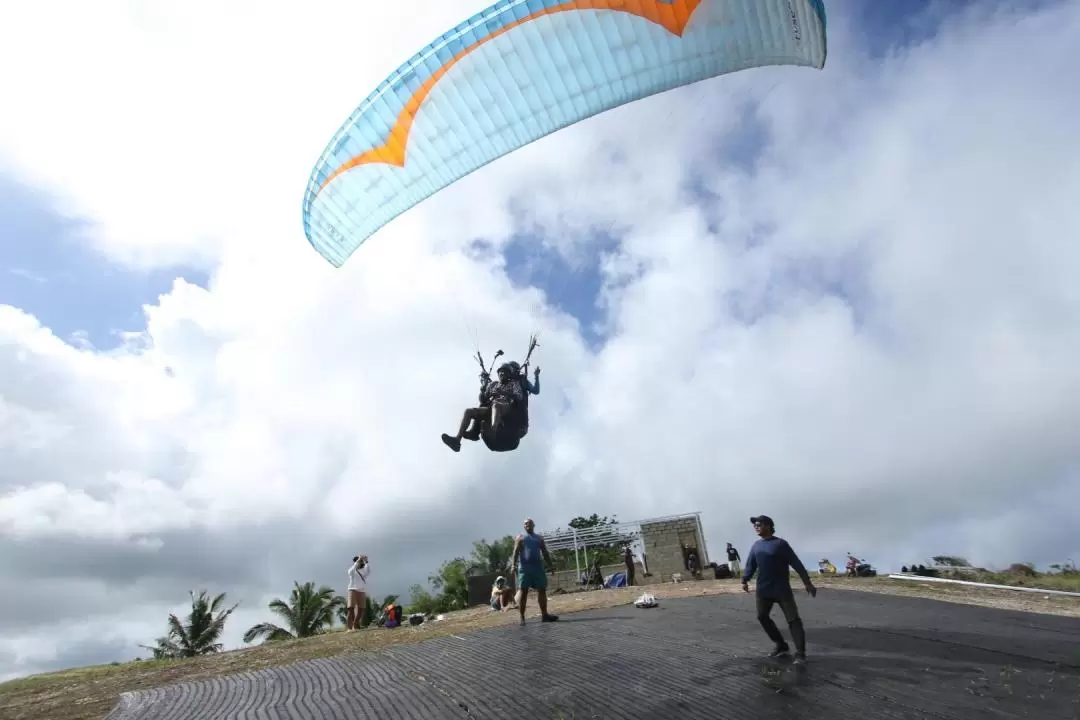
[537,512,707,580]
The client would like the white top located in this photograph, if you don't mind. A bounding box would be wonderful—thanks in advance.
[347,559,369,591]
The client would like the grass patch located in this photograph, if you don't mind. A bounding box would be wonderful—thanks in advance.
[902,565,1080,593]
[969,568,1080,592]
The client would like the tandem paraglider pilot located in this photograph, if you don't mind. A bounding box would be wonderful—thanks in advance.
[441,337,540,454]
[441,362,524,453]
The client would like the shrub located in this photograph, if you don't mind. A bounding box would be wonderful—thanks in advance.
[1006,563,1037,577]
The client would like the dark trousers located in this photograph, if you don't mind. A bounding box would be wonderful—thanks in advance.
[756,593,806,654]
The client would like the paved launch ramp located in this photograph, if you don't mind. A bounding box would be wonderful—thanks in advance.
[106,590,1080,719]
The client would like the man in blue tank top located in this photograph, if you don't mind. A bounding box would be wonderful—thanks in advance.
[741,515,816,665]
[511,517,559,625]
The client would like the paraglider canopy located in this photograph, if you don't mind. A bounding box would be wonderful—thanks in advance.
[302,0,827,267]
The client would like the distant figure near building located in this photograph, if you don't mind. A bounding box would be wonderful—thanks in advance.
[726,542,741,576]
[624,546,636,586]
[742,516,816,665]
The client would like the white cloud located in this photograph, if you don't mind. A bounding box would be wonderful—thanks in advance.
[2,0,1080,681]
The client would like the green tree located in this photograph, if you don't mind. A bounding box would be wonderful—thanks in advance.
[430,557,470,611]
[141,590,238,659]
[242,581,344,644]
[931,555,971,568]
[405,559,471,615]
[406,584,443,615]
[548,514,637,572]
[469,536,516,576]
[403,514,628,614]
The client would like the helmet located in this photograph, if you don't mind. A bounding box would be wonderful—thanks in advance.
[497,362,512,374]
[507,361,521,374]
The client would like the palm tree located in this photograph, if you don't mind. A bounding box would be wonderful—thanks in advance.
[141,590,238,659]
[243,581,344,644]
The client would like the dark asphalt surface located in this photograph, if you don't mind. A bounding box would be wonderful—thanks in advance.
[106,589,1080,719]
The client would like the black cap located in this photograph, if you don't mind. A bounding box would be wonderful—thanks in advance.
[750,515,774,527]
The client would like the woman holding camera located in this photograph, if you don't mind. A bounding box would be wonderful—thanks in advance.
[346,554,370,631]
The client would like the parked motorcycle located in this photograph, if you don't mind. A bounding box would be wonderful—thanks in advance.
[845,554,877,578]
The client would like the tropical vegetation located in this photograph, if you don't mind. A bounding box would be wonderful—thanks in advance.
[140,512,638,656]
[242,581,343,644]
[140,590,239,659]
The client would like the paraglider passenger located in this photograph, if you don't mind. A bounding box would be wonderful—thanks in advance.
[507,361,539,438]
[441,363,523,452]
[508,361,540,395]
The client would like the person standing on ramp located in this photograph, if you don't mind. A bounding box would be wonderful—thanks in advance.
[726,542,742,576]
[741,515,816,665]
[511,517,559,625]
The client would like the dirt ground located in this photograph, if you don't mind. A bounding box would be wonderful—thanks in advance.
[2,576,1078,720]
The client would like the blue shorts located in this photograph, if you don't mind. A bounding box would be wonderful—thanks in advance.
[517,565,548,591]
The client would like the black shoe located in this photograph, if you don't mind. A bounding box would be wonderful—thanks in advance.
[441,434,461,452]
[767,646,790,658]
[541,614,559,622]
[793,653,806,666]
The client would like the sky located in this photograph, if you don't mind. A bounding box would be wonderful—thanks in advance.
[1,0,1079,682]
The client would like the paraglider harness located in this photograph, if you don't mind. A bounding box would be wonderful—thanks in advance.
[472,335,538,451]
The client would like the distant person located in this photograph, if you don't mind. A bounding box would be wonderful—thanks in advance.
[742,515,816,665]
[726,542,741,576]
[346,554,370,631]
[687,550,701,579]
[588,556,604,587]
[624,546,636,586]
[511,517,559,625]
[637,544,650,576]
[490,576,516,611]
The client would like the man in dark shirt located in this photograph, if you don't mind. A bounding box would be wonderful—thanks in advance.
[726,542,741,576]
[741,515,816,664]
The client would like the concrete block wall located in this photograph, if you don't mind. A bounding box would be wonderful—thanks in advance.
[640,517,707,583]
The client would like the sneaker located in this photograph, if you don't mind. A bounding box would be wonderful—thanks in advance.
[767,646,791,658]
[440,434,461,452]
[541,614,559,622]
[793,653,806,666]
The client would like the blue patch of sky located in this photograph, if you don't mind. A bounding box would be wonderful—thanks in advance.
[841,0,1041,60]
[470,229,618,351]
[0,171,208,350]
